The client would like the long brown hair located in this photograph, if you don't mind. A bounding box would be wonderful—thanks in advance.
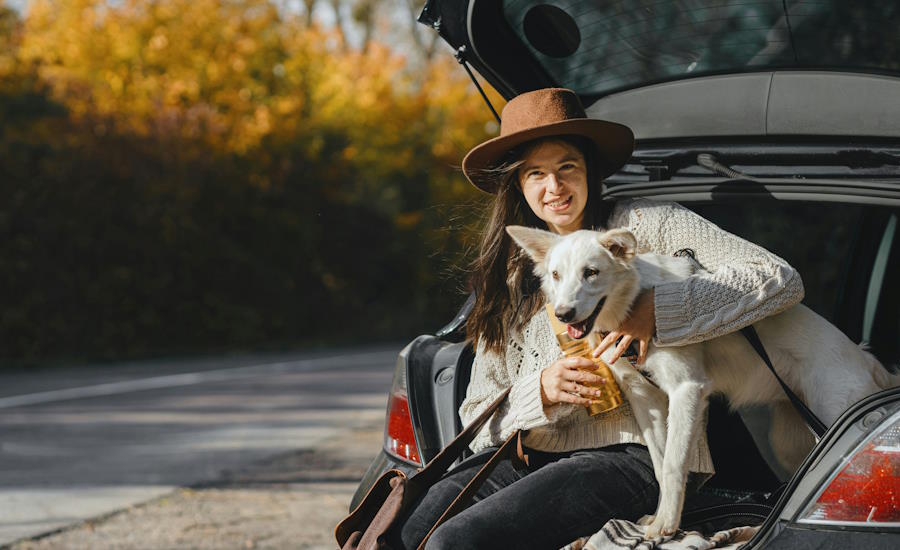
[466,136,612,355]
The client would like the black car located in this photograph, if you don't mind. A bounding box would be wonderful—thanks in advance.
[353,1,900,547]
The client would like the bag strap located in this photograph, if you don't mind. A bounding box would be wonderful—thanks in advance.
[416,430,522,550]
[740,325,827,438]
[412,388,511,487]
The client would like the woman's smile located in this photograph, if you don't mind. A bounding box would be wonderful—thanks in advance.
[545,195,573,211]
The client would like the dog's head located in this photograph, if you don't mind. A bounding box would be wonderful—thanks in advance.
[506,226,641,339]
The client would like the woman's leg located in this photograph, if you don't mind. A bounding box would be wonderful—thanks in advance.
[425,444,659,550]
[393,446,528,549]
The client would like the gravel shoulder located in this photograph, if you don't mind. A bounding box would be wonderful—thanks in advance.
[10,423,383,550]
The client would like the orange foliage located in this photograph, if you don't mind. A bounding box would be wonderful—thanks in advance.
[0,0,506,363]
[16,0,502,176]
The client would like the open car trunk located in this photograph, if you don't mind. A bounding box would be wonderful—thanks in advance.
[342,1,900,544]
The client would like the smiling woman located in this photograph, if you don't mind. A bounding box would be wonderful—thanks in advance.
[461,89,631,358]
[384,87,806,549]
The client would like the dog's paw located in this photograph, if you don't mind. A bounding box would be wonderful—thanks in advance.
[643,515,679,539]
[637,514,655,526]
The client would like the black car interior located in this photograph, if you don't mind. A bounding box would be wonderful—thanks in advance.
[421,200,899,523]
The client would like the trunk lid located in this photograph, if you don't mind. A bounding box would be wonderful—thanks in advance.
[420,0,900,101]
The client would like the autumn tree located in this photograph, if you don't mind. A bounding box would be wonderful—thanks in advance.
[0,0,502,365]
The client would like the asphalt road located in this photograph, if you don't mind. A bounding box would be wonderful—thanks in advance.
[0,346,399,547]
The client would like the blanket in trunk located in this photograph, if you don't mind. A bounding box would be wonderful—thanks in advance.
[562,520,759,550]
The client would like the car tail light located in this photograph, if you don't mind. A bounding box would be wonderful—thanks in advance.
[384,353,423,466]
[799,409,900,526]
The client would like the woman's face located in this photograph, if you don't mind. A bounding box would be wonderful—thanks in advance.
[517,139,588,235]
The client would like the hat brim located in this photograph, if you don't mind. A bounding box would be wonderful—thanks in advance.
[462,118,635,194]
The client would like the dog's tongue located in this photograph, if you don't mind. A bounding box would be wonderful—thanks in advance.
[567,323,586,340]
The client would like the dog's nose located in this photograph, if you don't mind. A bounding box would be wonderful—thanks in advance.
[555,307,576,323]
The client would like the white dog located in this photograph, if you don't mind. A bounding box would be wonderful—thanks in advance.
[506,225,897,538]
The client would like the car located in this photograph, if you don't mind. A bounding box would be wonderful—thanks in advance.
[351,1,900,547]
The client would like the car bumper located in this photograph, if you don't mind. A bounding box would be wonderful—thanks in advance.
[763,522,899,549]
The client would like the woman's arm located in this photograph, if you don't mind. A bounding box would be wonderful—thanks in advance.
[611,198,805,347]
[461,329,582,452]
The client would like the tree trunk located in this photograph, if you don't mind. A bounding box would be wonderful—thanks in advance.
[303,0,317,27]
[330,0,347,50]
[352,0,377,52]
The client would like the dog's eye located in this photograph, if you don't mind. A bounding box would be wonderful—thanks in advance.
[583,268,598,279]
[552,270,560,281]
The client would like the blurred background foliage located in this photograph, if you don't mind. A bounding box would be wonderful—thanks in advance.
[0,0,503,366]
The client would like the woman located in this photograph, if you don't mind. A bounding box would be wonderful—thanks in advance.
[393,88,804,549]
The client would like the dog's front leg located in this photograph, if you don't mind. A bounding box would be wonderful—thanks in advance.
[592,332,669,480]
[643,346,710,539]
[605,356,668,483]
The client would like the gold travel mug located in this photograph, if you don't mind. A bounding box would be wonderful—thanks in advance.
[545,304,624,416]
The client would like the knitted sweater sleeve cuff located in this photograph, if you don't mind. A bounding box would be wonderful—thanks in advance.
[653,281,685,336]
[507,369,563,430]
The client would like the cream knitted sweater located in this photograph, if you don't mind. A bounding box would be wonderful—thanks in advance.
[460,198,805,472]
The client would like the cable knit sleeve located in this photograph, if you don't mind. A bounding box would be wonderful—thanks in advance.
[460,317,571,453]
[610,198,805,346]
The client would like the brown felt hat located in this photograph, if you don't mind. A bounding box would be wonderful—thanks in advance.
[462,88,634,193]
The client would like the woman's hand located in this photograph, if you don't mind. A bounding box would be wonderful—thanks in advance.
[592,288,656,365]
[540,357,607,406]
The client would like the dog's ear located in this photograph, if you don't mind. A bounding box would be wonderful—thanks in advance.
[598,228,637,260]
[505,225,558,264]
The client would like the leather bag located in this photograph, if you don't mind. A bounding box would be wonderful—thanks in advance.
[334,389,523,550]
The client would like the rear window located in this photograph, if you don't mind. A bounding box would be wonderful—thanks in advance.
[502,0,900,96]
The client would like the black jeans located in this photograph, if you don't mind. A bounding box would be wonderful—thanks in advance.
[392,443,659,550]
